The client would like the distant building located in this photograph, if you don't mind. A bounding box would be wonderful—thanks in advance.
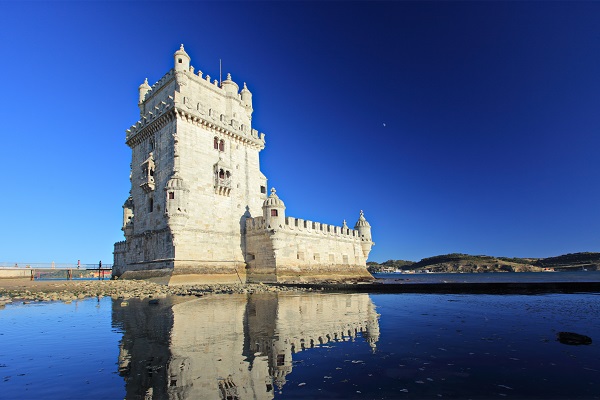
[113,45,374,284]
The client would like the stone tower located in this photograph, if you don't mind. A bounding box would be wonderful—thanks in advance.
[114,45,374,284]
[114,44,268,284]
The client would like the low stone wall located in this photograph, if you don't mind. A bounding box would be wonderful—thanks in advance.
[0,269,31,278]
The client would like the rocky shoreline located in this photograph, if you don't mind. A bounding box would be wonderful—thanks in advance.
[0,279,312,307]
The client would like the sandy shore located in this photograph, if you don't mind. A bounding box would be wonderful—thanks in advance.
[0,278,310,305]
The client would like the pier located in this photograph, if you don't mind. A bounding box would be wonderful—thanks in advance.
[0,262,113,280]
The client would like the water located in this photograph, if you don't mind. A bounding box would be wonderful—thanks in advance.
[374,270,600,284]
[1,289,599,399]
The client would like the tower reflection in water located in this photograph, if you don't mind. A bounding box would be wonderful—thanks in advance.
[112,292,379,399]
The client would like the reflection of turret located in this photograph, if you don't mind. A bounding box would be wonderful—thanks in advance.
[364,300,381,353]
[270,341,292,390]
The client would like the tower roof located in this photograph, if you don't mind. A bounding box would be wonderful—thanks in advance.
[240,82,251,94]
[139,78,150,90]
[174,44,189,58]
[354,210,371,228]
[263,188,285,208]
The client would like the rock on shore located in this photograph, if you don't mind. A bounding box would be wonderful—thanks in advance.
[0,280,311,304]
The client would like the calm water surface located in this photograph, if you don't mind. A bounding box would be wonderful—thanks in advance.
[374,270,600,283]
[1,286,599,399]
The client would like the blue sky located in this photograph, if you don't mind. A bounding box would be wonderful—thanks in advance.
[1,1,599,264]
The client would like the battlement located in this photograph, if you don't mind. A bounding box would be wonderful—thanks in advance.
[246,216,361,238]
[145,69,175,99]
[127,51,265,149]
[126,97,175,141]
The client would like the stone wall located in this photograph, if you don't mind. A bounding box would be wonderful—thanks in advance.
[246,216,373,283]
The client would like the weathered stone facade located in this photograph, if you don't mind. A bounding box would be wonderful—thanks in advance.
[113,45,374,284]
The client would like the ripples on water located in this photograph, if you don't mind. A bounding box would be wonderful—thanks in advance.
[1,289,599,399]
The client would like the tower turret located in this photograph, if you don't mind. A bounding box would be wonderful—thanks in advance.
[354,210,374,258]
[240,82,253,114]
[138,78,151,115]
[164,174,189,228]
[221,73,239,97]
[122,196,134,237]
[174,44,190,72]
[263,188,286,229]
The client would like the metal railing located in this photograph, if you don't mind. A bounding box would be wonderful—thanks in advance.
[0,262,113,281]
[0,262,113,269]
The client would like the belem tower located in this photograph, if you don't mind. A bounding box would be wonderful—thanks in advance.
[113,45,374,284]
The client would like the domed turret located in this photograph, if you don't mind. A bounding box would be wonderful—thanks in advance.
[164,173,189,223]
[240,82,253,112]
[122,196,134,237]
[354,210,374,258]
[174,44,190,72]
[263,188,286,229]
[138,78,151,105]
[221,73,239,97]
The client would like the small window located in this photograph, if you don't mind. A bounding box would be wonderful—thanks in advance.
[271,209,278,217]
[149,198,154,213]
[219,140,225,152]
[168,192,174,200]
[219,169,225,179]
[214,137,219,150]
[178,58,182,63]
[260,186,266,194]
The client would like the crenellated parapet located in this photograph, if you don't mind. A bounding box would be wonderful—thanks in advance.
[126,97,176,146]
[129,44,265,151]
[246,215,361,239]
[114,240,126,252]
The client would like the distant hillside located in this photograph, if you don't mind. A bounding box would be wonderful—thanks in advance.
[367,260,415,273]
[533,252,600,270]
[368,252,600,273]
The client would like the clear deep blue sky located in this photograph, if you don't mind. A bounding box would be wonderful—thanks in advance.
[1,1,599,264]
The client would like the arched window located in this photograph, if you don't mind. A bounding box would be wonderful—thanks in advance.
[225,171,230,179]
[214,137,219,150]
[219,169,225,179]
[219,140,225,152]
